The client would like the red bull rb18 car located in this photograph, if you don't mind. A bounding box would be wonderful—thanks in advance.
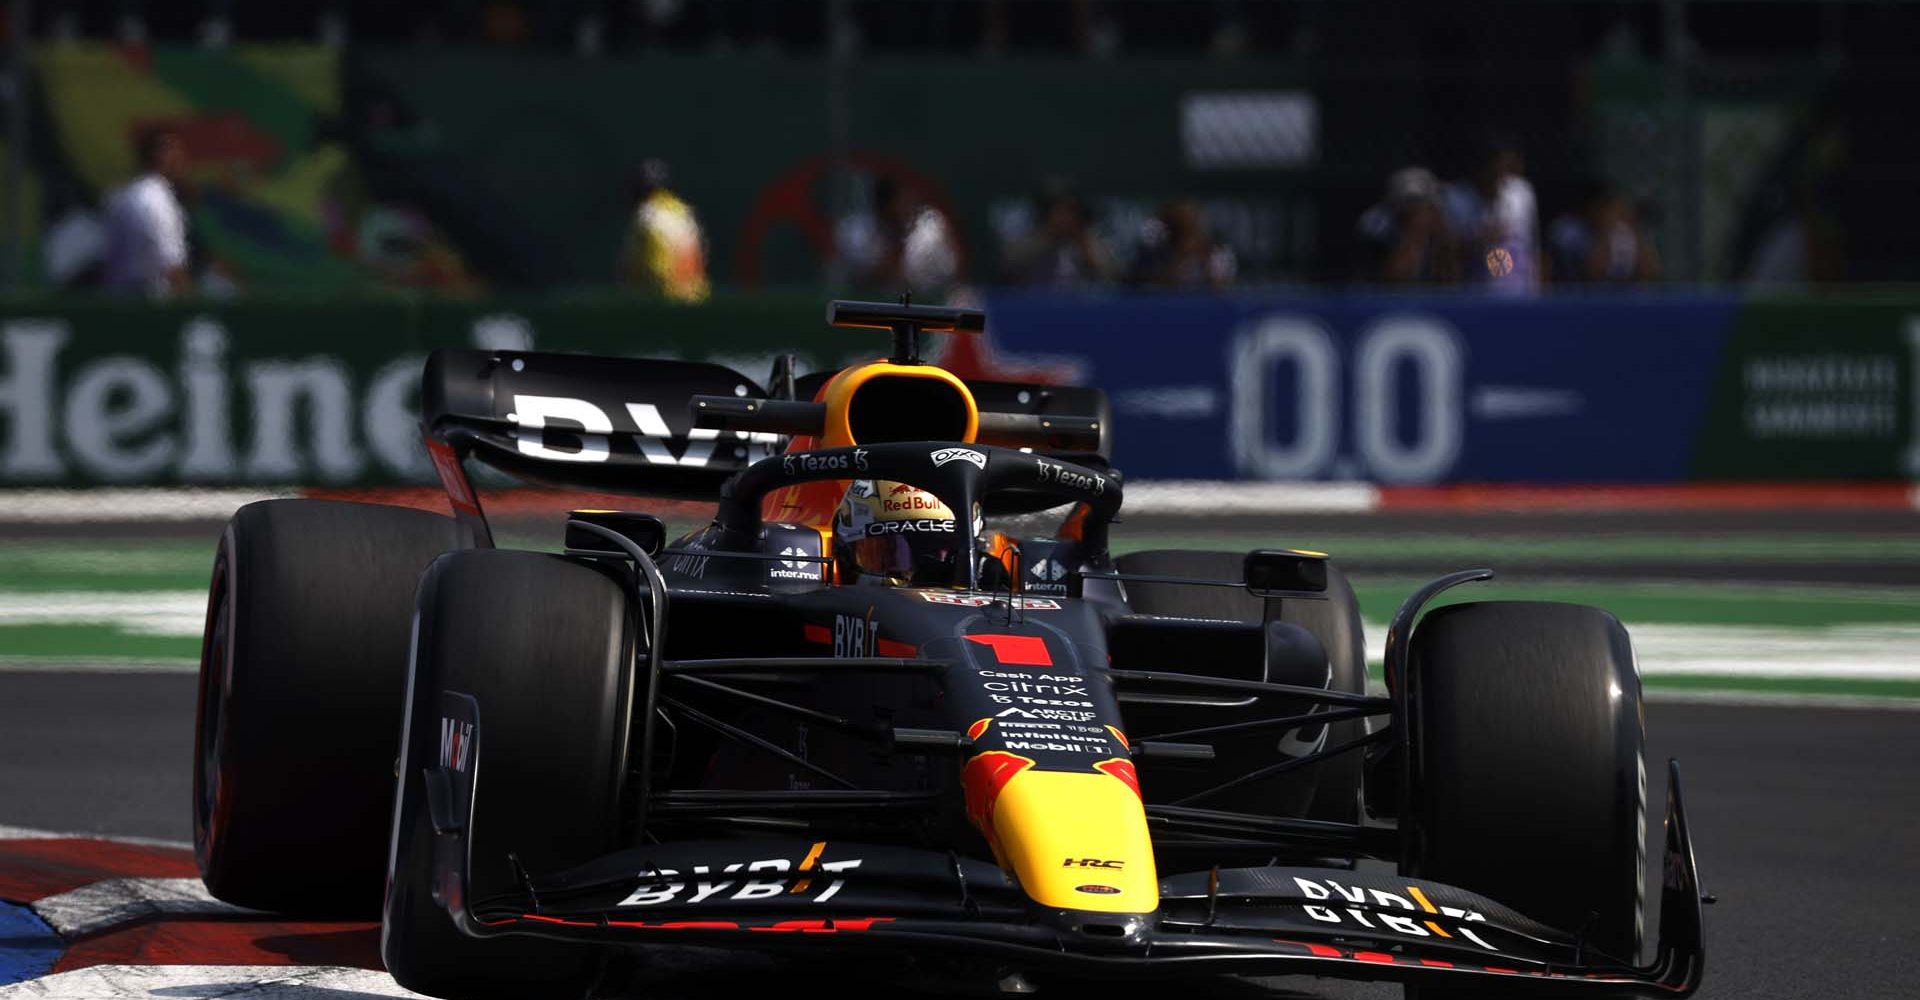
[192,300,1706,998]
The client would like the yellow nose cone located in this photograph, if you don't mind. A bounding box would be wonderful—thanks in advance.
[989,766,1159,913]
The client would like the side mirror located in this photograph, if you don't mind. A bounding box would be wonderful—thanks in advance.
[566,510,666,559]
[1244,548,1330,600]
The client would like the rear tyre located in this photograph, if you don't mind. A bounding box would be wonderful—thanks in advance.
[1113,550,1367,822]
[382,549,633,1000]
[194,499,464,916]
[1403,602,1645,999]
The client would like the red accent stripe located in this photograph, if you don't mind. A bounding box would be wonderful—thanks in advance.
[1485,966,1520,974]
[1419,959,1455,968]
[1092,757,1142,799]
[961,751,1037,850]
[519,915,893,934]
[964,634,1052,666]
[54,921,382,972]
[875,638,918,657]
[1354,951,1396,964]
[1379,481,1913,512]
[1301,942,1343,958]
[802,624,832,644]
[0,839,198,901]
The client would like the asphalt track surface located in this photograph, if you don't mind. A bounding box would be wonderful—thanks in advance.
[2,669,1915,999]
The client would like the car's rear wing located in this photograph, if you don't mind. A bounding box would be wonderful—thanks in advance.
[421,348,785,501]
[419,343,1112,540]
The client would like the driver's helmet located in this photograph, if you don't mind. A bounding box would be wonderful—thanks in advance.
[834,480,967,586]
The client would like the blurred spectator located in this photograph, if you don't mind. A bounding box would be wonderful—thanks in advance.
[102,130,190,298]
[837,175,960,296]
[1742,181,1844,288]
[41,181,105,291]
[1128,199,1236,290]
[1002,184,1116,288]
[1548,180,1660,286]
[1354,167,1458,285]
[359,204,479,293]
[1443,132,1540,295]
[618,159,710,303]
[1732,99,1848,288]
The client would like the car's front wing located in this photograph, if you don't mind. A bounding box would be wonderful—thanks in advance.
[427,759,1704,996]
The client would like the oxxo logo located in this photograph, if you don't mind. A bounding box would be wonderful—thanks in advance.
[930,447,986,469]
[1063,858,1125,869]
[1035,458,1104,494]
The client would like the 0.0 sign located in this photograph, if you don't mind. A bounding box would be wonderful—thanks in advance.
[1229,315,1463,483]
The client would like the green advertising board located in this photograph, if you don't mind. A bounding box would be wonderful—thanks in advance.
[0,293,855,487]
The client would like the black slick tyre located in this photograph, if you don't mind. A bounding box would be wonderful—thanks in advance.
[194,499,464,916]
[382,549,633,1000]
[1113,550,1368,821]
[1403,601,1645,999]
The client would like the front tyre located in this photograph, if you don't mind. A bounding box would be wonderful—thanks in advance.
[1404,601,1645,999]
[195,499,463,916]
[382,549,634,1000]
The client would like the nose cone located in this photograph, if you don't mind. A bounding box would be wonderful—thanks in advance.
[976,764,1159,913]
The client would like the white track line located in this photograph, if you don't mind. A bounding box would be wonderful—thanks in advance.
[0,824,190,849]
[0,966,427,999]
[32,879,255,938]
[1125,481,1380,514]
[0,592,207,635]
[1641,689,1920,711]
[0,484,1386,521]
[0,490,291,523]
[1362,620,1920,683]
[0,658,198,674]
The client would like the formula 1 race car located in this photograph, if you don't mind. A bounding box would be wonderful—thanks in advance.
[192,300,1705,999]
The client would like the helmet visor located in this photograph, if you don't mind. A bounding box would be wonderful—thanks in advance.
[851,532,961,587]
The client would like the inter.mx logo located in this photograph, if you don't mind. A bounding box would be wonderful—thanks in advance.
[439,717,473,773]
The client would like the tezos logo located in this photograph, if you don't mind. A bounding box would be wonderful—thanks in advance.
[930,447,987,470]
[1036,458,1104,494]
[783,448,870,476]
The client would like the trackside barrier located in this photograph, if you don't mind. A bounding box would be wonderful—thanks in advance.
[0,292,1914,489]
